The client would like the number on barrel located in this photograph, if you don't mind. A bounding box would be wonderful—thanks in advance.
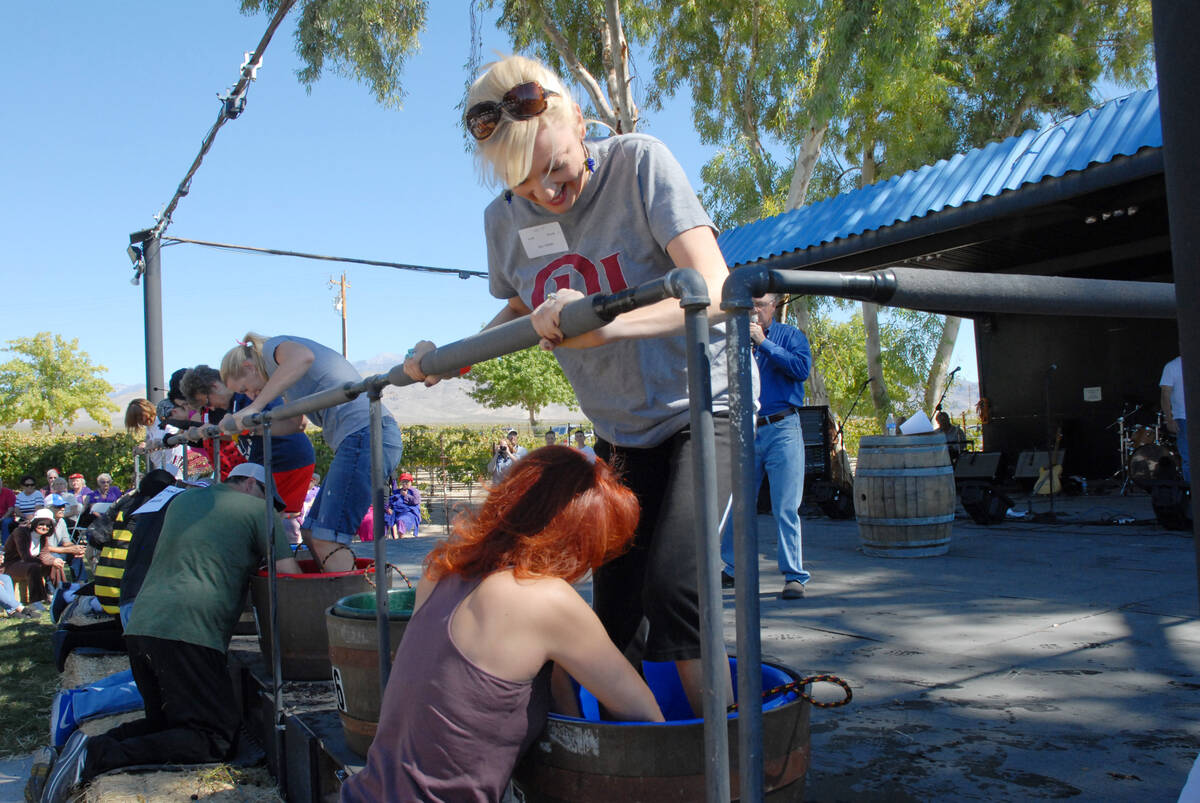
[332,666,347,712]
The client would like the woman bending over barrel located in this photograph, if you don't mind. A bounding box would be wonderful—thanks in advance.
[221,333,403,572]
[340,446,663,802]
[405,54,734,715]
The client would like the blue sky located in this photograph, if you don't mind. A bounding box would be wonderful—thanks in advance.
[4,3,1000,392]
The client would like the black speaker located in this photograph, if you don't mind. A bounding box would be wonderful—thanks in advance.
[960,481,1011,525]
[1150,480,1193,531]
[810,480,855,520]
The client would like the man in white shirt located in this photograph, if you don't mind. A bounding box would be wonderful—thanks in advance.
[1160,356,1189,483]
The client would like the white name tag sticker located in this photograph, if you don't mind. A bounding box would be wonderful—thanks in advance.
[518,222,569,259]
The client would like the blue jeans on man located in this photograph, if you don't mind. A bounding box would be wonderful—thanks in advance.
[1176,418,1190,484]
[721,413,809,585]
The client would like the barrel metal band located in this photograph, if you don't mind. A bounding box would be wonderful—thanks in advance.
[856,466,953,477]
[858,514,955,526]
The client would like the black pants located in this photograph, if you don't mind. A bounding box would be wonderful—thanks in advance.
[83,635,239,781]
[594,417,732,663]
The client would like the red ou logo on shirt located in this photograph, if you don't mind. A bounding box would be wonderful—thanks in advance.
[531,253,628,307]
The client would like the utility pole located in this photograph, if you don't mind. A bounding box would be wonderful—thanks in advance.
[329,272,350,357]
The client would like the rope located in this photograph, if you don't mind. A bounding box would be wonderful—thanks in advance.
[365,561,413,590]
[726,674,853,712]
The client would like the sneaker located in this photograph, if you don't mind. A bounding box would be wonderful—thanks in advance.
[41,730,87,803]
[24,746,54,802]
[50,690,76,749]
[720,571,735,589]
[780,581,806,600]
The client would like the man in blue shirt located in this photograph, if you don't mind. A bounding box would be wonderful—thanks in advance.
[722,293,813,599]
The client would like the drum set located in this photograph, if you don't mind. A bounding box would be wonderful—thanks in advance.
[1114,406,1183,492]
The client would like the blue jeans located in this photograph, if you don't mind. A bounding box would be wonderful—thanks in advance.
[721,413,809,584]
[305,421,403,544]
[1177,418,1190,484]
[0,574,20,613]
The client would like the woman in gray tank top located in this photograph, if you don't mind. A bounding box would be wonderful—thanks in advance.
[340,446,663,801]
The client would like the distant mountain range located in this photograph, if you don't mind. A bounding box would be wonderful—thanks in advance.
[59,355,979,433]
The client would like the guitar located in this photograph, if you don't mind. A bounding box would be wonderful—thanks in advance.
[1033,428,1063,495]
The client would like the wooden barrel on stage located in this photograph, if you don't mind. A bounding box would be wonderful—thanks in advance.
[250,558,373,680]
[854,434,955,557]
[326,589,415,756]
[512,658,809,802]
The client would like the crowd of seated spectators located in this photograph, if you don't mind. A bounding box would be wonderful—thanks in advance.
[1,468,123,616]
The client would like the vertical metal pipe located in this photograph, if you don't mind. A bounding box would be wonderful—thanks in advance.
[727,307,765,801]
[368,388,391,694]
[682,304,730,803]
[1151,0,1200,603]
[212,433,221,481]
[142,236,165,404]
[262,421,286,797]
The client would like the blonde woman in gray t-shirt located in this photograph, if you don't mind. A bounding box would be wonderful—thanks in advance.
[405,55,733,715]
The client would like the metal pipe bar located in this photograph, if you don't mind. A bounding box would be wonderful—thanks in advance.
[724,307,765,803]
[680,282,731,803]
[723,266,1176,319]
[1151,0,1200,607]
[161,277,676,439]
[262,421,286,797]
[368,389,392,697]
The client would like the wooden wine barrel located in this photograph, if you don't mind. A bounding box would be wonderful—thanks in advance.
[512,658,809,802]
[854,434,955,557]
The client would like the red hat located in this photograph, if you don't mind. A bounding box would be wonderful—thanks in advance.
[399,472,414,481]
[69,473,84,480]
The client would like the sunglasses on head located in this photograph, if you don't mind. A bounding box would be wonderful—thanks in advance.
[465,81,558,141]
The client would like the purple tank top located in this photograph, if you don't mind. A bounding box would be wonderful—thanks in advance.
[340,572,552,802]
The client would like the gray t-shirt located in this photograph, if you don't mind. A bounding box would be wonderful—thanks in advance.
[263,335,388,451]
[486,134,729,448]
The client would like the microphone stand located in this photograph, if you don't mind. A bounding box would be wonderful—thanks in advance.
[934,368,960,413]
[836,377,874,445]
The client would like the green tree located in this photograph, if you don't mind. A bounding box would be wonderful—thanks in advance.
[477,0,651,134]
[466,346,578,427]
[239,0,428,106]
[0,333,119,432]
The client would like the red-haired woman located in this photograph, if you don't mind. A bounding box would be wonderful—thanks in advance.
[341,446,664,802]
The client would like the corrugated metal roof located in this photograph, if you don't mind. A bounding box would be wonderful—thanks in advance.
[717,88,1162,268]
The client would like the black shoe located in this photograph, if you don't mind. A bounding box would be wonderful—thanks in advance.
[721,571,735,589]
[780,581,806,600]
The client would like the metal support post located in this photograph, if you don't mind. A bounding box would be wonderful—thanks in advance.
[212,433,221,480]
[679,280,730,803]
[368,385,392,695]
[725,304,766,803]
[262,422,286,798]
[721,267,777,802]
[142,236,165,403]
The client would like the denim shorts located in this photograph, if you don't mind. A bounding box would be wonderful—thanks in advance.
[304,420,403,545]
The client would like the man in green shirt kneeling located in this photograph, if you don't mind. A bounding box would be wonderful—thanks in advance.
[39,463,301,803]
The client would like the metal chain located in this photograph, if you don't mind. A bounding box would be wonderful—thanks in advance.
[726,674,853,712]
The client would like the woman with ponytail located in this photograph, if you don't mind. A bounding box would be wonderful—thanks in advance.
[220,333,402,571]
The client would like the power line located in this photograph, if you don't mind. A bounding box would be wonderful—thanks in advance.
[150,0,297,240]
[162,235,488,279]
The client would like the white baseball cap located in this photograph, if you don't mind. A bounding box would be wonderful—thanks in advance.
[226,463,286,511]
